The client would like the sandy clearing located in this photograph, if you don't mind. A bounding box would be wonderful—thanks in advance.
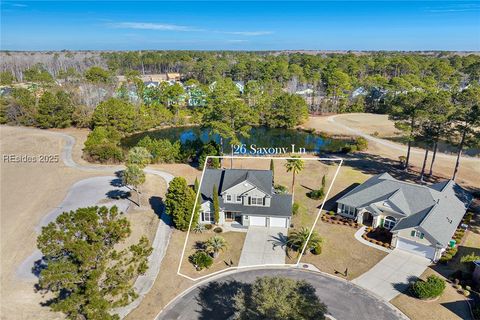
[304,114,480,189]
[0,126,104,319]
[0,126,178,320]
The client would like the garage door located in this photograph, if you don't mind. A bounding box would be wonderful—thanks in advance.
[396,238,436,260]
[269,217,287,228]
[250,216,266,226]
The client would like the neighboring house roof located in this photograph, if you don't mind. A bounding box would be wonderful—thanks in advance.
[337,173,472,247]
[200,169,292,217]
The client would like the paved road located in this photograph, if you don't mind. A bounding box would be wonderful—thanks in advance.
[158,268,407,320]
[238,226,288,266]
[14,128,175,319]
[352,249,431,301]
[328,114,479,162]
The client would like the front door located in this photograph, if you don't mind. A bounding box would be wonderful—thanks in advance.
[225,212,235,222]
[363,212,373,226]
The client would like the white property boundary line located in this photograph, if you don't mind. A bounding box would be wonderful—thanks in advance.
[176,155,344,281]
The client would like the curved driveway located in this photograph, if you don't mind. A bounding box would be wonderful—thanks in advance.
[14,128,175,319]
[158,268,407,320]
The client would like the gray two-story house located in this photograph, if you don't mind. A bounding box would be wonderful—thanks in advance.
[198,169,293,228]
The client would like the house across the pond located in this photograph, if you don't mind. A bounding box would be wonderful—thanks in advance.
[198,169,292,228]
[336,172,472,261]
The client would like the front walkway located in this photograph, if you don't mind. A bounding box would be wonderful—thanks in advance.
[352,249,431,301]
[238,226,288,266]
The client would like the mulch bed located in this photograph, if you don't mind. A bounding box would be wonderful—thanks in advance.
[362,227,392,249]
[321,214,359,229]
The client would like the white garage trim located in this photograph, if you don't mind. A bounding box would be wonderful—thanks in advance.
[269,217,288,228]
[249,216,266,226]
[396,237,436,260]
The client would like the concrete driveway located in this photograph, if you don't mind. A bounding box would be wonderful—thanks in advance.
[352,249,431,301]
[238,226,287,266]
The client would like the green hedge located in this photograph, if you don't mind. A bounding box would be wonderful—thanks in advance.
[411,275,446,299]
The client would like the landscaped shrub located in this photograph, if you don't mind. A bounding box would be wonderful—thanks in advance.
[411,275,446,300]
[189,251,213,271]
[292,202,299,215]
[307,189,325,200]
[439,254,452,264]
[312,245,322,255]
[204,224,213,230]
[274,184,288,194]
[213,227,223,233]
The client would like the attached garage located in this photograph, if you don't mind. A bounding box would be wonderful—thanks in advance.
[269,217,288,228]
[249,216,267,227]
[396,237,436,260]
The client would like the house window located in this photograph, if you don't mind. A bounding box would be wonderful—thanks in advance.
[384,216,396,230]
[225,194,232,202]
[236,195,242,202]
[410,230,425,239]
[250,197,264,206]
[341,204,356,217]
[202,211,213,222]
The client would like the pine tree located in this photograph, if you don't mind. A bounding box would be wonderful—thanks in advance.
[36,206,152,320]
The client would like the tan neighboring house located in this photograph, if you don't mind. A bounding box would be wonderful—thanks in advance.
[336,173,472,261]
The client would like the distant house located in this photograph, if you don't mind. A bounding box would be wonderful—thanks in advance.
[336,173,472,261]
[209,80,245,93]
[234,81,245,93]
[143,81,159,88]
[199,169,292,228]
[166,72,181,82]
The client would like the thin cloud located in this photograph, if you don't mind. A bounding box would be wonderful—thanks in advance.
[12,3,27,7]
[222,31,273,36]
[108,22,203,32]
[227,39,249,43]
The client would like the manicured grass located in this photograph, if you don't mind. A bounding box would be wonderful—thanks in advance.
[179,230,246,278]
[391,268,471,320]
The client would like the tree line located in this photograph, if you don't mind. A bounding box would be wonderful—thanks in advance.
[389,86,479,180]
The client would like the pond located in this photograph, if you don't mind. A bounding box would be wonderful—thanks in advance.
[121,126,349,154]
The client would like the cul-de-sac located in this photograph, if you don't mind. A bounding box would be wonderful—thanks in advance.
[1,2,480,320]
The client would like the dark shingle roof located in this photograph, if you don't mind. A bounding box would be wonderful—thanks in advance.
[221,194,293,217]
[200,168,292,217]
[200,169,273,199]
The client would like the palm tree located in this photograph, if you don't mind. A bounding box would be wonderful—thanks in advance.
[287,227,323,257]
[284,156,305,199]
[205,236,227,258]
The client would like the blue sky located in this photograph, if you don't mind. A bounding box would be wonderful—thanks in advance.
[1,1,479,51]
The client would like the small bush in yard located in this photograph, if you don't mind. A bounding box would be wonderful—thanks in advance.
[189,251,213,271]
[292,202,300,215]
[213,227,223,233]
[204,224,213,230]
[312,245,322,255]
[411,275,446,299]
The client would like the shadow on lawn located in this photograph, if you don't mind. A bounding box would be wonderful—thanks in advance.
[441,301,473,320]
[196,280,248,320]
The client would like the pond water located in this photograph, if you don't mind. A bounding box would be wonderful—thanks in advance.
[121,126,347,154]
